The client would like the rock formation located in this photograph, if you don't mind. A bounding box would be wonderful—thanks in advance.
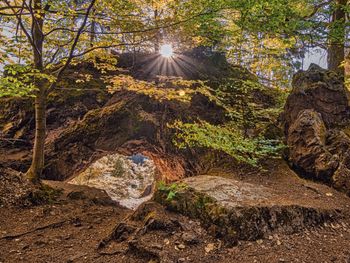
[282,64,350,195]
[154,175,341,245]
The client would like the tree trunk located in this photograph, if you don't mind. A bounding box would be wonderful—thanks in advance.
[345,52,350,79]
[154,9,161,52]
[26,0,46,182]
[327,0,347,76]
[26,89,46,183]
[90,8,96,46]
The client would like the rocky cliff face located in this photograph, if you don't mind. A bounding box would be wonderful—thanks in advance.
[0,57,234,182]
[282,64,350,195]
[0,51,283,183]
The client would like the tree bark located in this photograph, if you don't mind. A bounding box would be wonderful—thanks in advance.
[90,8,96,46]
[26,0,46,183]
[154,8,161,52]
[26,89,46,183]
[346,52,350,79]
[327,0,347,76]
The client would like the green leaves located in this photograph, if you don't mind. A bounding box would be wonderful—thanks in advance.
[0,65,36,98]
[170,120,284,166]
[169,78,287,167]
[157,181,188,201]
[0,64,56,98]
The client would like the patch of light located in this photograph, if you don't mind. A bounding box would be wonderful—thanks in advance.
[178,90,185,96]
[160,44,174,58]
[69,153,156,210]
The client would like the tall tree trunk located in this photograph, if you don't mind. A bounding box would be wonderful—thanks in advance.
[328,0,347,76]
[90,8,96,46]
[346,51,350,73]
[154,8,161,52]
[26,89,46,183]
[26,0,46,183]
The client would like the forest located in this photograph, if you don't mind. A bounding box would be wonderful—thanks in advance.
[0,0,350,262]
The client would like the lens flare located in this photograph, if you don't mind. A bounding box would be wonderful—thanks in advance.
[160,44,174,58]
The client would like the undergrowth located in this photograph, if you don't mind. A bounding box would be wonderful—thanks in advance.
[170,78,288,167]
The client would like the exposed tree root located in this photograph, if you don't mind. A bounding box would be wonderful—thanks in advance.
[0,219,70,240]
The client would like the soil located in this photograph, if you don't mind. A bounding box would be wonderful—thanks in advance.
[1,161,350,263]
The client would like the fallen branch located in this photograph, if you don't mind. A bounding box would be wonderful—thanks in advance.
[0,219,70,240]
[0,138,28,142]
[97,249,125,256]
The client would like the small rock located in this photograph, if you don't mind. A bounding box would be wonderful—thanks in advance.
[176,244,186,250]
[256,239,263,245]
[204,243,215,253]
[276,240,282,246]
[151,244,163,250]
[164,238,170,245]
[181,232,199,245]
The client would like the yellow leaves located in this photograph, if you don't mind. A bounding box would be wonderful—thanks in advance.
[107,74,207,103]
[262,36,294,51]
[84,50,119,73]
[290,0,314,17]
[75,74,92,84]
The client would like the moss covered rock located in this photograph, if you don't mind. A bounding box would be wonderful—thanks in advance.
[155,175,340,245]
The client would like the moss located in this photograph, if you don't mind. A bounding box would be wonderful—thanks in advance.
[61,101,126,139]
[154,185,241,244]
[28,184,63,205]
[143,211,157,224]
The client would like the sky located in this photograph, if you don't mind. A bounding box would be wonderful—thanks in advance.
[302,48,328,70]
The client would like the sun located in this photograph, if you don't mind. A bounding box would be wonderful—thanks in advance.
[160,44,174,58]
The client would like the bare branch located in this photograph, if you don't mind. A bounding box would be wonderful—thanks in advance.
[44,8,223,37]
[2,0,41,57]
[72,37,153,58]
[48,0,96,93]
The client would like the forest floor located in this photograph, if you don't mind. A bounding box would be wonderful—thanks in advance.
[1,161,350,263]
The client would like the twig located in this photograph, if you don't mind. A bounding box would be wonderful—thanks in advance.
[0,219,70,240]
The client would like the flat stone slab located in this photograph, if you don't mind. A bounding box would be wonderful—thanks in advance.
[155,175,343,244]
[182,176,272,208]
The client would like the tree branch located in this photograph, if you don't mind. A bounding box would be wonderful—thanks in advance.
[3,0,41,59]
[47,0,96,94]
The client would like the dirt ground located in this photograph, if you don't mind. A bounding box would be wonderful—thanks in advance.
[1,162,350,263]
[1,195,350,263]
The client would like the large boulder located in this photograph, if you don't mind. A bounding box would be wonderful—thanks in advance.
[283,64,350,129]
[282,64,350,194]
[286,109,339,182]
[154,175,342,244]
